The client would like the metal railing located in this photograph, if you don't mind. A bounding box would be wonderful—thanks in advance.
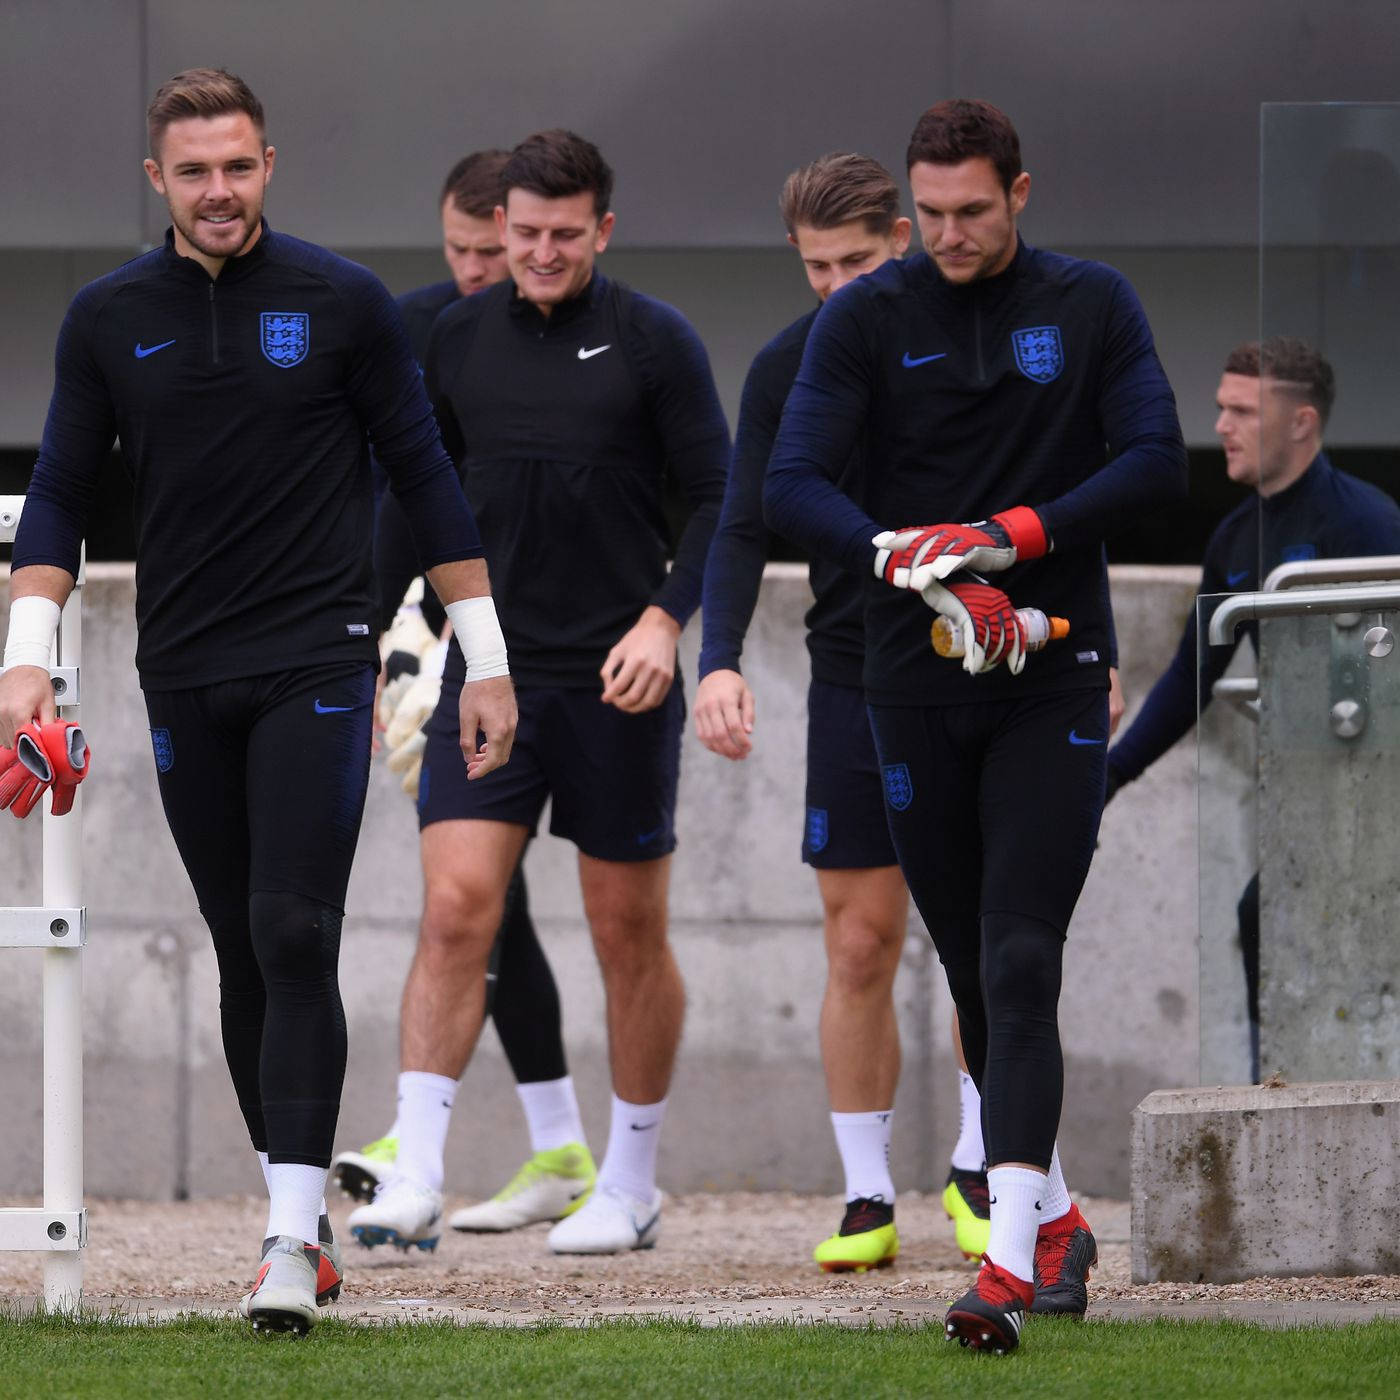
[0,496,86,1312]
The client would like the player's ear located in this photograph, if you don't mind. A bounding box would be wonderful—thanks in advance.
[1009,171,1031,216]
[594,210,615,253]
[494,204,507,238]
[892,217,912,256]
[143,157,166,196]
[262,145,275,186]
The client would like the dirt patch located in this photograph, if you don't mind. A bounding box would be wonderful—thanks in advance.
[1,1192,1396,1320]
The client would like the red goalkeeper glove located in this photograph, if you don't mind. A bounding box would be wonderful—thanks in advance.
[0,723,52,818]
[38,720,89,816]
[921,579,1029,676]
[873,506,1048,590]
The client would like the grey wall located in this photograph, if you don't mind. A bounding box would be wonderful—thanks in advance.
[0,564,1203,1203]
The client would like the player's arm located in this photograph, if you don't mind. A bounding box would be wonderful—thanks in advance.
[2,293,115,746]
[762,291,882,575]
[348,276,514,776]
[695,353,783,760]
[601,304,730,715]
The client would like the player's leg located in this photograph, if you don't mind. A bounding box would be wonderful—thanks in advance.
[347,677,545,1248]
[1237,871,1261,1081]
[977,687,1108,1321]
[236,662,375,1331]
[804,681,907,1271]
[450,857,596,1233]
[543,686,684,1254]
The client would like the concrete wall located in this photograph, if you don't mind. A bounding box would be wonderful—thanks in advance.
[0,563,1203,1202]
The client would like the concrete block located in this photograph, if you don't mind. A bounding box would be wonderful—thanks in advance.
[1131,1080,1400,1282]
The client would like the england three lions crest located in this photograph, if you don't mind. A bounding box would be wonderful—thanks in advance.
[1011,325,1063,383]
[260,312,310,368]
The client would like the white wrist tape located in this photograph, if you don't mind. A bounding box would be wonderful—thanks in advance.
[445,596,510,681]
[3,596,61,671]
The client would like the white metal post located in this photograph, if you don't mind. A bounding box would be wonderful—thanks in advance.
[42,568,84,1312]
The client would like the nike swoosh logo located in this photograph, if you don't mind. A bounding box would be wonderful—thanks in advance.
[629,1121,658,1132]
[634,1209,660,1240]
[134,339,176,359]
[902,351,947,368]
[578,344,611,360]
[1068,730,1105,746]
[1226,569,1250,587]
[636,826,666,846]
[314,700,354,714]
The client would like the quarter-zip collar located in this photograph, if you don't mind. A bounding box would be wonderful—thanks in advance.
[160,219,272,284]
[508,271,605,333]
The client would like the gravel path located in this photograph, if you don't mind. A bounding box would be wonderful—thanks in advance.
[2,1193,1397,1324]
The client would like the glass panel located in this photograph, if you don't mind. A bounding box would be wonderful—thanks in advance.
[1196,105,1400,1083]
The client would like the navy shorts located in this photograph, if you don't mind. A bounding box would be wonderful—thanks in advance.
[802,680,898,870]
[866,686,1109,940]
[419,678,684,863]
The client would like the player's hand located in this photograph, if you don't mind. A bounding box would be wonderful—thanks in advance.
[0,666,56,750]
[921,579,1028,675]
[459,673,516,779]
[695,669,756,760]
[1108,667,1124,737]
[600,606,680,713]
[873,507,1047,590]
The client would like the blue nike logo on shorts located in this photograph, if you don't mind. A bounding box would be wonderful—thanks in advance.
[314,699,353,714]
[902,351,947,368]
[134,339,176,358]
[1226,569,1250,587]
[1068,730,1104,745]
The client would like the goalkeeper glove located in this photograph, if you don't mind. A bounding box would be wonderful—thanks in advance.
[921,579,1029,676]
[873,506,1048,590]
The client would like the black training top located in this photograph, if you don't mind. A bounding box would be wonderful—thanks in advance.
[373,278,462,636]
[764,242,1186,706]
[1108,453,1400,785]
[699,308,864,689]
[411,272,729,688]
[15,225,482,691]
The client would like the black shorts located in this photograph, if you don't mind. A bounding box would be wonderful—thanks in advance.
[143,662,375,911]
[803,680,898,870]
[418,679,684,863]
[866,687,1108,938]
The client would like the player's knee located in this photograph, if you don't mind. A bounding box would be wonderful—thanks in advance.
[589,907,668,976]
[981,913,1063,1015]
[826,910,902,994]
[418,871,501,958]
[249,890,342,985]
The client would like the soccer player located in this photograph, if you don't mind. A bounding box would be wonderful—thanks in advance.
[764,99,1186,1352]
[0,69,515,1334]
[334,151,598,1231]
[347,129,728,1255]
[1107,339,1400,1079]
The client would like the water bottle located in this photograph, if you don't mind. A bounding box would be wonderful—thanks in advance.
[931,608,1070,659]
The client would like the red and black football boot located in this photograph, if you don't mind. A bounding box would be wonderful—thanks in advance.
[1031,1202,1097,1316]
[944,1256,1035,1354]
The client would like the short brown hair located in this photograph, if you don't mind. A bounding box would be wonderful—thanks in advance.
[1224,337,1336,428]
[905,98,1021,191]
[147,68,265,160]
[502,130,613,218]
[440,150,510,218]
[778,153,901,237]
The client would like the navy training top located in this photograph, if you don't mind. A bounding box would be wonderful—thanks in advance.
[699,308,865,689]
[763,242,1186,706]
[1108,453,1400,785]
[14,225,482,690]
[415,272,730,689]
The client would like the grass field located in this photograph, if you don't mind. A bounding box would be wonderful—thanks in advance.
[1,1313,1395,1399]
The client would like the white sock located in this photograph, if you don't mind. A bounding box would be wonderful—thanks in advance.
[1039,1146,1072,1225]
[596,1093,666,1202]
[830,1110,896,1204]
[265,1163,328,1244]
[394,1070,457,1192]
[516,1076,586,1153]
[259,1149,327,1220]
[950,1072,985,1172]
[985,1165,1045,1283]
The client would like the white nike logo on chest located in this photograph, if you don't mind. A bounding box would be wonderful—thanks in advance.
[577,344,611,360]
